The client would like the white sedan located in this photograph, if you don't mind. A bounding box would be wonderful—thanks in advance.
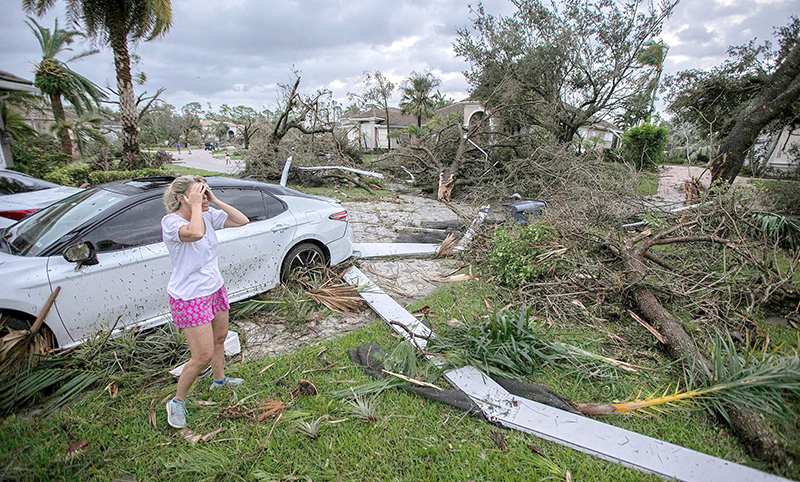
[0,169,82,228]
[0,176,352,348]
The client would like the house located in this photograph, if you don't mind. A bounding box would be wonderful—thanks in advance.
[576,117,623,150]
[762,126,799,172]
[0,70,39,168]
[343,100,620,150]
[199,119,243,141]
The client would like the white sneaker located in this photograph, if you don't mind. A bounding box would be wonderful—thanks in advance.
[209,376,244,390]
[166,399,187,429]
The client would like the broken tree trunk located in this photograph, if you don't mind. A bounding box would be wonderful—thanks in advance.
[611,232,785,463]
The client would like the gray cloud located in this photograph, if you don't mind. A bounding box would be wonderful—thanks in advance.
[1,0,797,115]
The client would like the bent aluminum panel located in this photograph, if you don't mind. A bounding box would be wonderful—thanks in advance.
[352,243,439,258]
[446,366,789,482]
[343,267,431,350]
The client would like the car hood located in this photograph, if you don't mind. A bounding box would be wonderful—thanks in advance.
[0,186,83,211]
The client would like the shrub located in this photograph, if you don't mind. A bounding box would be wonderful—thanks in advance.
[488,223,557,286]
[43,163,92,187]
[44,164,172,187]
[621,124,668,170]
[88,168,172,185]
[9,134,70,179]
[754,180,800,216]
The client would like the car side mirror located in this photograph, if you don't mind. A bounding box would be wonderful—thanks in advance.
[64,241,99,267]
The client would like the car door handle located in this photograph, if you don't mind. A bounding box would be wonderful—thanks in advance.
[270,224,290,232]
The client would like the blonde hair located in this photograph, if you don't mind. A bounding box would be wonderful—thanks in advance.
[163,175,206,213]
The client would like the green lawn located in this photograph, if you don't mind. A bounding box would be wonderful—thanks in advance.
[637,171,659,196]
[2,275,790,481]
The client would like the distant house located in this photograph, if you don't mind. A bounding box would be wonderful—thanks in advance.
[0,71,39,168]
[199,119,243,140]
[343,100,620,150]
[577,117,623,150]
[762,126,799,172]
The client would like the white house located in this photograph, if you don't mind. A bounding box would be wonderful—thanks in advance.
[0,71,39,168]
[343,100,620,150]
[763,126,799,172]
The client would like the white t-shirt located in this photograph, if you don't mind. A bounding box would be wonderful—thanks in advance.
[161,207,229,300]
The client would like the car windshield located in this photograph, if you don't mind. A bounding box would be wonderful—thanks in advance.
[5,188,126,257]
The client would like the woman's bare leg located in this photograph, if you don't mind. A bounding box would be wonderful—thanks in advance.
[175,323,214,400]
[210,310,230,381]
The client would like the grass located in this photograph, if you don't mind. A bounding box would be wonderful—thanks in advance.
[0,278,794,480]
[167,165,237,178]
[637,171,659,196]
[0,320,663,482]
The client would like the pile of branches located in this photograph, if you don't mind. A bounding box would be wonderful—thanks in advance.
[468,185,800,462]
[245,129,370,189]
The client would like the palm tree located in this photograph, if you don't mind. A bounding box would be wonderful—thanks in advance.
[23,0,173,165]
[57,112,107,157]
[637,40,669,124]
[399,71,442,127]
[26,17,105,158]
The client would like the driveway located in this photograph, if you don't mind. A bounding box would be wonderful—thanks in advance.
[656,165,751,203]
[171,148,244,175]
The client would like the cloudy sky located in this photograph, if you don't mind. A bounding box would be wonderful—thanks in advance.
[1,0,798,116]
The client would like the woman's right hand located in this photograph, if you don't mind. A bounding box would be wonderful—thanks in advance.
[182,183,206,208]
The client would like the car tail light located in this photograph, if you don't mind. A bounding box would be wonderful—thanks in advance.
[0,209,39,221]
[329,210,347,221]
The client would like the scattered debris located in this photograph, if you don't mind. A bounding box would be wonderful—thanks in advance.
[490,432,509,452]
[436,233,458,258]
[344,265,790,482]
[453,205,490,253]
[291,379,318,398]
[297,165,384,179]
[66,439,88,456]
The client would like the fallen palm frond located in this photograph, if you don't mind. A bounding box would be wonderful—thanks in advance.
[750,212,800,250]
[436,233,458,258]
[429,308,630,380]
[0,287,60,376]
[230,285,314,319]
[576,334,800,418]
[304,277,365,313]
[0,323,190,415]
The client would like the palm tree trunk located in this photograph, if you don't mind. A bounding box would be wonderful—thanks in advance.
[108,19,140,166]
[48,93,73,158]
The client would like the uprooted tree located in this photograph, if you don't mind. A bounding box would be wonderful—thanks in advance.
[666,16,800,184]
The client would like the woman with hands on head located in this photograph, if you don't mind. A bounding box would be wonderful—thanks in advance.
[160,175,249,429]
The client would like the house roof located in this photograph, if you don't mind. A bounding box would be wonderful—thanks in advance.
[346,107,419,127]
[0,70,38,93]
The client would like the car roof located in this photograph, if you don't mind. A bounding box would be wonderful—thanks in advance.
[98,176,322,200]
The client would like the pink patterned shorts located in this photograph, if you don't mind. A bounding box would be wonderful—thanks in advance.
[169,285,229,329]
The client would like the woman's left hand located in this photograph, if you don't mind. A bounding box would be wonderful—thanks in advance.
[205,186,219,204]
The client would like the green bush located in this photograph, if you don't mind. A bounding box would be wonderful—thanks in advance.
[88,168,172,185]
[9,134,70,179]
[621,124,668,170]
[488,223,557,286]
[754,180,800,215]
[44,164,172,187]
[43,163,92,187]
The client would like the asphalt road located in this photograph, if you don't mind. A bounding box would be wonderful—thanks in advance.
[170,148,244,175]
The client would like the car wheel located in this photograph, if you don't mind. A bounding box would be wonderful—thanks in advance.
[0,312,56,349]
[280,242,327,283]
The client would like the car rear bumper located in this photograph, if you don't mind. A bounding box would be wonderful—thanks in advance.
[328,223,354,266]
